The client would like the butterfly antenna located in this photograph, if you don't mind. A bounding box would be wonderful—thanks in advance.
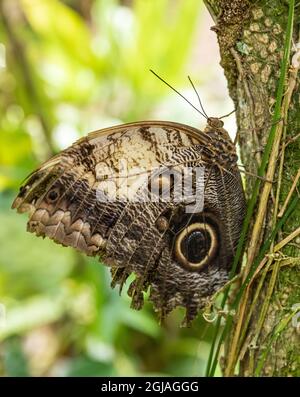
[150,69,207,119]
[187,76,208,119]
[219,108,236,119]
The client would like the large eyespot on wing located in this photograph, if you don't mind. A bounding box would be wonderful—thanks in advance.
[146,208,230,324]
[171,210,220,271]
[174,222,218,271]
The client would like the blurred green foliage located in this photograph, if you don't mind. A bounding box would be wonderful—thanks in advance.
[0,0,221,376]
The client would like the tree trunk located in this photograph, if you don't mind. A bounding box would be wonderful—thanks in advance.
[204,0,300,376]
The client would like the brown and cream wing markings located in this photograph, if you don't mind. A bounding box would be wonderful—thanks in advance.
[12,120,246,323]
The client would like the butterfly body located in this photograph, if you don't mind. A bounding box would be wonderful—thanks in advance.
[12,120,246,323]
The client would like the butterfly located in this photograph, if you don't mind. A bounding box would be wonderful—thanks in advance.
[12,115,246,324]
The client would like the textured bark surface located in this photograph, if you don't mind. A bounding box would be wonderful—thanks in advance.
[205,0,300,376]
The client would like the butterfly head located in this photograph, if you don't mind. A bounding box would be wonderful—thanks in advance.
[207,117,224,129]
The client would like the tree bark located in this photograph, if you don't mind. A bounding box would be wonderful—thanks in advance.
[204,0,300,376]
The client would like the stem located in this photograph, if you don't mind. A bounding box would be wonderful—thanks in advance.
[0,0,56,156]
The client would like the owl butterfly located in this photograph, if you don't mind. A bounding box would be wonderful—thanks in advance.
[12,81,246,325]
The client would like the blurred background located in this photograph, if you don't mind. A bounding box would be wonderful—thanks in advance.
[0,0,235,376]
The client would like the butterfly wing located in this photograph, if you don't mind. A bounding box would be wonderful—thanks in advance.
[12,121,245,323]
